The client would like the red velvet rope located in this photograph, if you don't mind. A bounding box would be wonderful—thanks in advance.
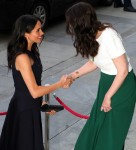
[0,112,7,116]
[53,94,90,119]
[0,94,90,119]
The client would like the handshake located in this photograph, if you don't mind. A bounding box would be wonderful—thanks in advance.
[59,71,80,88]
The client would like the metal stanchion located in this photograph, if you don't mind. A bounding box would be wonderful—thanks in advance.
[44,94,50,150]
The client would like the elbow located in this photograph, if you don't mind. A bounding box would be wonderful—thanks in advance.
[30,88,40,99]
[32,93,38,99]
[118,68,128,78]
[31,92,39,99]
[123,67,129,77]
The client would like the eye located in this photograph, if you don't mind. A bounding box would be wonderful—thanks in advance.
[37,28,41,32]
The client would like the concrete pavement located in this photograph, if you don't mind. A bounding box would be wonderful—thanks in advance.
[1,1,136,149]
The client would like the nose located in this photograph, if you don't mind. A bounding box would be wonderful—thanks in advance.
[41,30,44,36]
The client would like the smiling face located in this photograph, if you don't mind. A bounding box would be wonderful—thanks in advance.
[25,20,44,49]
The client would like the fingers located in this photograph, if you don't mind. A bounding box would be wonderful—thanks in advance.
[46,110,56,115]
[66,75,73,87]
[61,75,74,88]
[101,106,112,112]
[101,96,112,112]
[42,101,47,105]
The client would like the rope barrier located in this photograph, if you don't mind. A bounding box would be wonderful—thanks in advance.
[53,93,90,119]
[0,94,90,120]
[0,112,7,116]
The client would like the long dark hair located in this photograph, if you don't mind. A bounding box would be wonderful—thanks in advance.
[66,2,112,58]
[7,15,43,69]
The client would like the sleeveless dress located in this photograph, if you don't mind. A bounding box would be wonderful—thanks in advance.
[0,50,44,150]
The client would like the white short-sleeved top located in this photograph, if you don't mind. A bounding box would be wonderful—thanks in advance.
[90,28,132,75]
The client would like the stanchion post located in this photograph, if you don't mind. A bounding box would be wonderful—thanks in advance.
[44,94,50,150]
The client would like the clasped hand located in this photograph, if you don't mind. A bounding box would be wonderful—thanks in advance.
[60,75,74,88]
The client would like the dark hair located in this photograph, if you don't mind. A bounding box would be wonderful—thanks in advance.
[65,2,112,58]
[7,14,43,69]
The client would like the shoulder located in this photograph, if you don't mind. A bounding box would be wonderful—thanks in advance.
[99,27,122,43]
[15,53,32,68]
[15,53,33,71]
[102,27,118,37]
[16,53,30,61]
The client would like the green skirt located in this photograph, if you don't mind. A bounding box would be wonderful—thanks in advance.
[74,70,136,150]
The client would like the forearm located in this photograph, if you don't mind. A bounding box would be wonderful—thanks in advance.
[30,81,61,99]
[105,71,128,99]
[70,61,97,79]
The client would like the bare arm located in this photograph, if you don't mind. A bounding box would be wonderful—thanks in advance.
[105,54,128,98]
[101,54,128,112]
[69,60,97,80]
[16,54,70,99]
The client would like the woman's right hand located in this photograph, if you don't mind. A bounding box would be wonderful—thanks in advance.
[59,75,73,88]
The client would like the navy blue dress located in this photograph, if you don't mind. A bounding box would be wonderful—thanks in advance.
[0,50,44,150]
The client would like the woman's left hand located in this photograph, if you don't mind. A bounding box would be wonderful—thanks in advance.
[42,101,56,115]
[46,110,56,115]
[101,95,112,112]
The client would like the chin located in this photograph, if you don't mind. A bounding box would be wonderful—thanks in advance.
[37,40,42,43]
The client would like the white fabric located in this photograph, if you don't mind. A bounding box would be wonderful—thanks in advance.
[90,28,132,75]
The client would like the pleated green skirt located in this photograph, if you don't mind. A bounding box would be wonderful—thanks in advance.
[74,70,136,150]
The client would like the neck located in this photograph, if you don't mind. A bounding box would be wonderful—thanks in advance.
[27,43,32,51]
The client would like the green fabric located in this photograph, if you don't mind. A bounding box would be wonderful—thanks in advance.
[74,70,136,150]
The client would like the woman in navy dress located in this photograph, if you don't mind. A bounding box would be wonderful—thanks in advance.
[0,15,70,150]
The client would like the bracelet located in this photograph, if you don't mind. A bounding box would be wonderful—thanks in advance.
[75,71,79,79]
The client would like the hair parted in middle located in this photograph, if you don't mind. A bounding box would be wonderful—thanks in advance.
[65,2,112,58]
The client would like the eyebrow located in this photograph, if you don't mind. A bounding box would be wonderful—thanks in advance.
[36,27,41,31]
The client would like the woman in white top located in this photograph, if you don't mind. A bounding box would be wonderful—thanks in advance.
[65,2,136,150]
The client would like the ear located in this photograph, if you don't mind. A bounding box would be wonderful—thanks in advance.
[25,33,29,39]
